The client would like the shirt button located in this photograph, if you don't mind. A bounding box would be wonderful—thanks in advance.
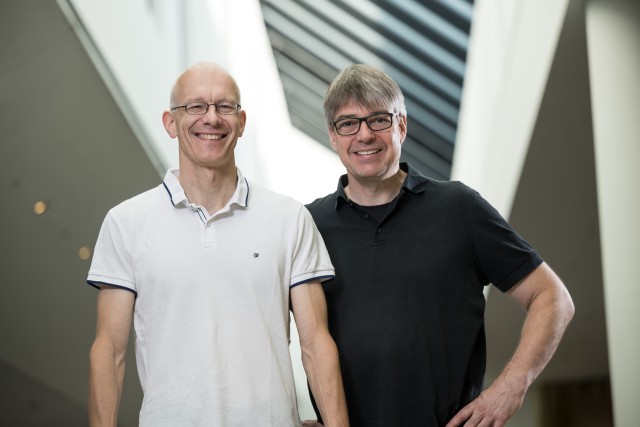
[377,228,382,233]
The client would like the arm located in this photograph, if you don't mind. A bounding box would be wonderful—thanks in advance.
[446,262,574,427]
[291,281,349,427]
[89,287,135,427]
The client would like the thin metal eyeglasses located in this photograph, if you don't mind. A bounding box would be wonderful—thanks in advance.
[333,112,399,136]
[170,101,241,115]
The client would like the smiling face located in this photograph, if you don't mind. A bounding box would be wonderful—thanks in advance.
[329,101,407,184]
[162,63,246,174]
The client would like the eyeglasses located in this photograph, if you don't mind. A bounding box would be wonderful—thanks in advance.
[333,112,398,136]
[170,101,241,115]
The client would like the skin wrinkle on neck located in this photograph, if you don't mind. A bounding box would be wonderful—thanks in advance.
[345,168,406,206]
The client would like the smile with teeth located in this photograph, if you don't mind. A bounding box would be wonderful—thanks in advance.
[355,149,381,156]
[196,133,225,140]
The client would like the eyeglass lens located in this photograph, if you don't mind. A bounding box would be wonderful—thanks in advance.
[185,102,238,115]
[335,113,393,135]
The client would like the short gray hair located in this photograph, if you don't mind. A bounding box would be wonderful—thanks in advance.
[323,64,406,128]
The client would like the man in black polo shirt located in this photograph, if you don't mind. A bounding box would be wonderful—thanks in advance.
[305,64,574,427]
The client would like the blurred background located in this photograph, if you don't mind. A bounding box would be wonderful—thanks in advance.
[1,0,638,425]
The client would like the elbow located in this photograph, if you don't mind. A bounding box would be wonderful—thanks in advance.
[558,285,575,328]
[300,335,322,363]
[89,339,106,366]
[565,292,576,322]
[300,330,338,364]
[89,337,127,369]
[90,337,112,361]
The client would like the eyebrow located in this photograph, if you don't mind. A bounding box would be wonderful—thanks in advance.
[335,110,389,119]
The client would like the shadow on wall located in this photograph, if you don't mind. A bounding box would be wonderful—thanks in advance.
[0,360,88,427]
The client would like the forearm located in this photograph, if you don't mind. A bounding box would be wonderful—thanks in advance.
[498,275,574,394]
[89,340,126,427]
[445,266,574,427]
[302,332,349,427]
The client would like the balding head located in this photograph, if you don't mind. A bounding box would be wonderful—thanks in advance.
[169,62,241,108]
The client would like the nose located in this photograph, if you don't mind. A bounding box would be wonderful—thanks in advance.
[356,120,375,142]
[202,105,221,125]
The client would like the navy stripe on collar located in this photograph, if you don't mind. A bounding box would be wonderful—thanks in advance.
[162,181,176,206]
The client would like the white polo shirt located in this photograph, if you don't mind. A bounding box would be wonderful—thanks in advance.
[87,168,334,427]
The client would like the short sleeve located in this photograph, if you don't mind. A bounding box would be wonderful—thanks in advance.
[87,209,137,295]
[290,206,335,287]
[472,193,543,292]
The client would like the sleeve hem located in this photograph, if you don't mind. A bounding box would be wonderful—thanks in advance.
[494,254,544,292]
[86,280,138,297]
[290,273,335,288]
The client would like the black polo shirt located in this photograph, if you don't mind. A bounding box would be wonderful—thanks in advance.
[306,163,542,427]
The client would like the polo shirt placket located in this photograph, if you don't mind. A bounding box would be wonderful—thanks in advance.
[165,169,250,249]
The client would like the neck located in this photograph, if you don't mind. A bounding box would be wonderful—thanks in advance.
[178,163,238,215]
[345,168,406,206]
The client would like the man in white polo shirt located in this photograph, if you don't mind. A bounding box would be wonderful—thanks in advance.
[86,62,349,427]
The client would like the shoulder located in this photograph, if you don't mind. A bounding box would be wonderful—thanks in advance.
[403,162,478,202]
[410,177,479,209]
[106,184,165,220]
[425,177,476,195]
[246,181,305,213]
[305,192,337,217]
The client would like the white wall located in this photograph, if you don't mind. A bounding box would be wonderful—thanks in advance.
[453,0,570,217]
[64,0,183,171]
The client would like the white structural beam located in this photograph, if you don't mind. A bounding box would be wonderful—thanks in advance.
[586,1,640,425]
[452,0,570,218]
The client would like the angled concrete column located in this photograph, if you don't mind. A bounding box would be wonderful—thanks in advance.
[586,1,640,426]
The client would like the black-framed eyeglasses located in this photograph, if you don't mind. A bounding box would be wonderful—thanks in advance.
[170,101,241,115]
[333,112,398,136]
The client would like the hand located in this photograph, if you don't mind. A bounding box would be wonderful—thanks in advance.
[445,377,525,427]
[301,420,324,427]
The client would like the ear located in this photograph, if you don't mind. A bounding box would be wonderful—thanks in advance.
[398,114,408,145]
[162,110,177,138]
[237,110,247,137]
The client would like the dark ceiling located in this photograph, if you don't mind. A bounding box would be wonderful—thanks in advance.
[259,0,474,179]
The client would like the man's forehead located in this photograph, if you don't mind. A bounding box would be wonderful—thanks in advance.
[335,102,388,117]
[175,73,238,101]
